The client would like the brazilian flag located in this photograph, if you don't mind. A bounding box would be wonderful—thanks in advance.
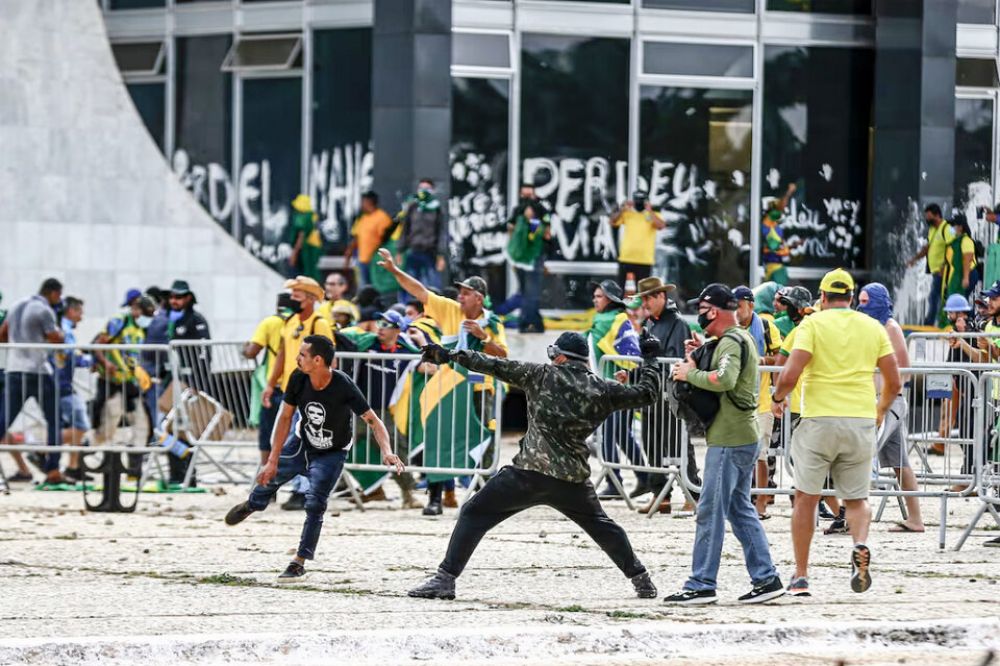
[419,363,494,483]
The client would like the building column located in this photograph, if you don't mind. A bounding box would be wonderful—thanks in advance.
[870,0,957,286]
[371,0,452,214]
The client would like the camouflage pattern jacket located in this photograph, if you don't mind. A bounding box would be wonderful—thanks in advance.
[453,351,661,483]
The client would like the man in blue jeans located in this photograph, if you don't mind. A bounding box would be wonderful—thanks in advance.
[663,284,783,605]
[224,335,404,581]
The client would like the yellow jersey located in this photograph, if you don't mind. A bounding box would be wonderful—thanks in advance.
[616,210,658,265]
[278,310,333,391]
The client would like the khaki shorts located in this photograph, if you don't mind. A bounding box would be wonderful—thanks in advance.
[792,417,876,500]
[756,412,774,461]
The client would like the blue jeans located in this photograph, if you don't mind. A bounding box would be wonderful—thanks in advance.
[359,261,372,287]
[257,389,283,452]
[0,372,61,472]
[515,256,544,331]
[685,444,778,592]
[248,440,347,560]
[601,410,648,484]
[923,272,943,326]
[405,250,441,291]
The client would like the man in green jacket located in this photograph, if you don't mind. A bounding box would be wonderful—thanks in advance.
[662,284,783,606]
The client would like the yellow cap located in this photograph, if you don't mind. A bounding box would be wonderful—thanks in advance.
[292,194,313,213]
[818,268,855,295]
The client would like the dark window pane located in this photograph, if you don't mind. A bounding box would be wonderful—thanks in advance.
[521,34,630,308]
[954,98,994,217]
[957,58,999,87]
[644,0,754,12]
[174,35,233,231]
[311,28,373,254]
[112,42,164,75]
[643,42,753,78]
[126,82,165,152]
[762,45,874,270]
[449,77,510,303]
[767,0,871,13]
[241,77,303,268]
[639,87,753,302]
[223,36,302,71]
[958,0,996,23]
[110,0,164,8]
[453,33,510,69]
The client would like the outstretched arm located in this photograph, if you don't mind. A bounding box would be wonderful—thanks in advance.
[377,248,430,304]
[423,344,538,388]
[604,364,661,410]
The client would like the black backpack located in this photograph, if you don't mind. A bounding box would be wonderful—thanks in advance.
[667,332,753,437]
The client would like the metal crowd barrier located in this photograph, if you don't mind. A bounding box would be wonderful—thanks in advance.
[954,371,1000,550]
[595,353,994,548]
[0,342,176,510]
[907,331,1000,365]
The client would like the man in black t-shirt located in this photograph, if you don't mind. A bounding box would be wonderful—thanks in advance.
[225,336,404,581]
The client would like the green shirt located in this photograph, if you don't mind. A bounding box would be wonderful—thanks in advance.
[686,326,760,447]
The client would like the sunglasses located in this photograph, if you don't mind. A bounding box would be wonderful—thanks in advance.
[377,320,398,330]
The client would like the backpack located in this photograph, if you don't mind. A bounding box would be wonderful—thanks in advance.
[666,331,752,437]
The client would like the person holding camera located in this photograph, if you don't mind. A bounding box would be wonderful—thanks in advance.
[407,331,664,601]
[661,284,783,606]
[610,190,666,286]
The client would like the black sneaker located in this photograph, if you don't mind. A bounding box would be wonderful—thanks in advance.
[422,501,443,516]
[738,576,785,604]
[824,516,849,535]
[408,569,456,600]
[851,544,872,593]
[818,502,836,520]
[631,571,657,599]
[985,537,1000,548]
[277,561,307,582]
[662,589,717,605]
[281,493,306,511]
[63,467,93,483]
[224,501,255,526]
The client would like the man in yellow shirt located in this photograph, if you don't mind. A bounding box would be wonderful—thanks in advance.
[377,247,508,514]
[610,190,665,286]
[344,191,395,287]
[244,292,293,465]
[262,276,335,510]
[907,204,955,326]
[773,269,900,598]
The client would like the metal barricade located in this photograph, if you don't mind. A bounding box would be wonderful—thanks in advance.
[907,331,1000,366]
[954,371,1000,550]
[339,350,503,496]
[595,354,697,516]
[168,340,259,487]
[0,342,175,511]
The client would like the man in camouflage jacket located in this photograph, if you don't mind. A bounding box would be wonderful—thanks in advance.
[408,331,663,601]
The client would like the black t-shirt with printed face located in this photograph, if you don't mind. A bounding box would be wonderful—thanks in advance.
[283,369,371,452]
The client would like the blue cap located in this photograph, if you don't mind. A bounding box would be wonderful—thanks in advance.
[122,288,142,306]
[732,285,755,302]
[376,310,409,329]
[943,294,972,313]
[984,280,1000,298]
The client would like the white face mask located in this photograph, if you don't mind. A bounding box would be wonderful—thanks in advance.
[136,315,153,329]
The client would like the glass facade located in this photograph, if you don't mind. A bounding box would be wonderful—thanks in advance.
[762,45,874,270]
[450,77,510,304]
[521,34,630,308]
[107,2,998,309]
[240,77,302,268]
[640,87,753,302]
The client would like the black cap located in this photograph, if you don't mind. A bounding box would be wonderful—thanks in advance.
[169,279,197,304]
[550,332,589,362]
[697,283,738,311]
[454,276,488,298]
[588,279,625,305]
[732,286,754,302]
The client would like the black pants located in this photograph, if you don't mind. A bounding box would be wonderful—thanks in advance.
[439,466,646,579]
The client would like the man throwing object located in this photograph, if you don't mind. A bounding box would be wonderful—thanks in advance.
[408,331,663,601]
[225,336,404,581]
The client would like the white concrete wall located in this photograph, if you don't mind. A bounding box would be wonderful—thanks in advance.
[0,0,282,341]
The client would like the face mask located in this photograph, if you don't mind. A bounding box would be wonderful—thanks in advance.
[633,197,647,209]
[136,315,153,329]
[767,209,782,222]
[788,308,804,324]
[697,311,713,331]
[287,300,303,314]
[168,310,184,323]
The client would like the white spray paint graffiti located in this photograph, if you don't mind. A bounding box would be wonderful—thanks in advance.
[449,148,508,267]
[173,143,373,268]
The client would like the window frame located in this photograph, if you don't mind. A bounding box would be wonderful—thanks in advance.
[221,32,304,73]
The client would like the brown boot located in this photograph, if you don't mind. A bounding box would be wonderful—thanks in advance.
[442,488,458,509]
[361,486,388,504]
[637,499,671,514]
[680,500,696,514]
[400,488,423,509]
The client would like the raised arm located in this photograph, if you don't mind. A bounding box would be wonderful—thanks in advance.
[604,363,661,410]
[422,345,538,388]
[377,248,430,304]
